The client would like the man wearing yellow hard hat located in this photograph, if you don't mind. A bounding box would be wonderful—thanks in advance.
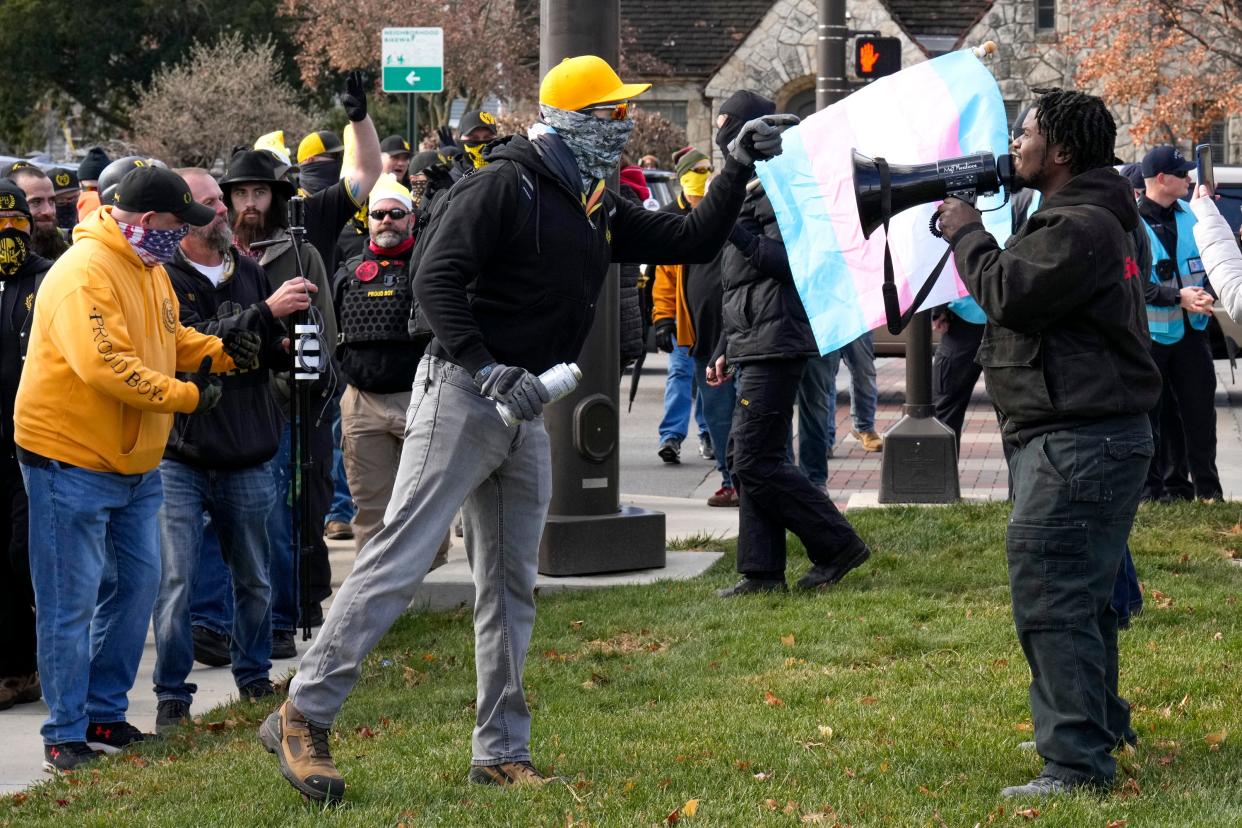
[262,55,797,803]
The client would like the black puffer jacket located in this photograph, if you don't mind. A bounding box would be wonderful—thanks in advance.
[163,250,290,469]
[950,166,1161,445]
[718,180,818,364]
[414,134,752,376]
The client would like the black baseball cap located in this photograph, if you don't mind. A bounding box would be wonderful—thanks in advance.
[0,179,31,218]
[380,134,411,156]
[113,166,215,226]
[458,109,498,139]
[49,167,80,195]
[1141,145,1194,178]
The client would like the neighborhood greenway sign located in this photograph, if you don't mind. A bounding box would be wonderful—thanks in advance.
[381,27,445,94]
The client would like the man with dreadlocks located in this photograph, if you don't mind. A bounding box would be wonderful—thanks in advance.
[936,90,1161,798]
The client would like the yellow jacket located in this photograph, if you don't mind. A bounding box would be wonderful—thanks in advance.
[15,207,233,474]
[652,262,695,348]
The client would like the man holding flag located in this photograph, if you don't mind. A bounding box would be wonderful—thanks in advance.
[935,89,1160,797]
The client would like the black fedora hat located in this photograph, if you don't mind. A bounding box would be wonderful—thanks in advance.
[219,150,296,199]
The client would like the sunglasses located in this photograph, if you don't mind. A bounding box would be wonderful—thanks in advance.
[0,216,31,233]
[581,101,630,121]
[368,208,409,221]
[1167,170,1189,179]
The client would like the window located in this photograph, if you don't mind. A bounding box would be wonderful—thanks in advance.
[1004,100,1024,134]
[636,101,688,131]
[1035,0,1056,32]
[1201,120,1227,164]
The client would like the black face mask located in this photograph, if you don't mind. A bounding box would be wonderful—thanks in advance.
[716,116,745,158]
[0,229,29,278]
[56,201,77,231]
[299,158,342,194]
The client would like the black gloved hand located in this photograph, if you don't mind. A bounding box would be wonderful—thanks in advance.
[474,363,551,422]
[341,70,368,122]
[191,357,223,414]
[729,114,800,165]
[223,328,263,370]
[653,319,676,353]
[436,125,455,149]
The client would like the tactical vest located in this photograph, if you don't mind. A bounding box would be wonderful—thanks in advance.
[337,254,415,346]
[1143,201,1207,345]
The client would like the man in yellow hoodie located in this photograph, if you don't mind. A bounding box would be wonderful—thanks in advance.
[14,166,257,774]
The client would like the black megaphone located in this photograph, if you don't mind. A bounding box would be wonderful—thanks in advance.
[852,149,1017,239]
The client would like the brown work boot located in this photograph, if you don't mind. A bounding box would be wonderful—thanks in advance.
[259,700,345,803]
[852,429,884,452]
[468,760,559,786]
[0,672,40,710]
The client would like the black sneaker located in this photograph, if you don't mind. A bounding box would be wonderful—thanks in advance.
[156,699,191,735]
[796,544,871,591]
[1000,774,1080,798]
[716,577,788,598]
[193,625,232,667]
[42,742,100,774]
[86,720,149,754]
[272,630,297,660]
[240,679,276,701]
[658,438,682,464]
[698,433,714,460]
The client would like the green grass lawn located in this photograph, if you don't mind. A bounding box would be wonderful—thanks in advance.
[4,502,1241,827]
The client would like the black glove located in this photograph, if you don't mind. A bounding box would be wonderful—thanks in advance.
[341,70,368,122]
[436,125,455,149]
[223,328,263,370]
[474,363,551,422]
[653,319,676,353]
[729,114,800,165]
[191,357,223,414]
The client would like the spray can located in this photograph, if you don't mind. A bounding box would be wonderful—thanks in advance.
[497,362,582,427]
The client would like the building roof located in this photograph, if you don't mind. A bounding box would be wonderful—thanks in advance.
[620,0,772,77]
[881,0,995,40]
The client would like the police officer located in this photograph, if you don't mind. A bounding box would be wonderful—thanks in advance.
[331,174,446,565]
[0,180,50,712]
[1137,146,1221,501]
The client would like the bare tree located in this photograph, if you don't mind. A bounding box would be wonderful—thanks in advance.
[128,33,320,167]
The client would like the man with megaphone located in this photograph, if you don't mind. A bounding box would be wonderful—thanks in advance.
[933,89,1162,799]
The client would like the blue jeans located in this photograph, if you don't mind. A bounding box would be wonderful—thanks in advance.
[326,401,355,525]
[828,331,878,435]
[1112,546,1143,629]
[153,460,276,702]
[794,354,838,487]
[189,518,229,636]
[658,341,707,444]
[694,355,736,488]
[22,461,163,744]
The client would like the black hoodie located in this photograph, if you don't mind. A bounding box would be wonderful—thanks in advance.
[414,134,751,376]
[949,166,1161,445]
[1,252,50,469]
[163,250,290,469]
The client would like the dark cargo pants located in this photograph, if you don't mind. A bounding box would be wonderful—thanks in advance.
[1006,414,1152,785]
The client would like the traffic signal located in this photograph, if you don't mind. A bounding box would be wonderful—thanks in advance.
[855,36,902,80]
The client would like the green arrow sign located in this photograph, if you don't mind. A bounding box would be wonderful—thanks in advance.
[381,27,444,94]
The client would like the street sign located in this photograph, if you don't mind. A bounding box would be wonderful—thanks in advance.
[855,36,902,80]
[382,27,444,94]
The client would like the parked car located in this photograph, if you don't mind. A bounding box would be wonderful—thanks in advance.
[642,169,676,209]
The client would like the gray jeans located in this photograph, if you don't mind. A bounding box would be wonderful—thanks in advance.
[289,356,551,766]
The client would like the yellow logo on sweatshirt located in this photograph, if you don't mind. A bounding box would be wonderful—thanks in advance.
[161,298,176,333]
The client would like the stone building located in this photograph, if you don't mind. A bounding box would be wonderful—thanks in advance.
[622,0,1238,166]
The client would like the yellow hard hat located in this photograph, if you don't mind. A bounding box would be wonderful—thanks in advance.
[539,55,650,111]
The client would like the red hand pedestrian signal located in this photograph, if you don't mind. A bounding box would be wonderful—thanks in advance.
[860,43,880,74]
[855,37,901,79]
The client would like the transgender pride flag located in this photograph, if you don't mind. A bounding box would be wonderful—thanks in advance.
[756,50,1012,355]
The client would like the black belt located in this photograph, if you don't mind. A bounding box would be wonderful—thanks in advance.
[16,446,78,471]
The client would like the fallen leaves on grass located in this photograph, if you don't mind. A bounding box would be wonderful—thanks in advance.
[202,718,239,732]
[581,672,609,690]
[1204,729,1228,749]
[585,632,670,656]
[1015,806,1040,820]
[1149,590,1174,610]
[665,797,700,823]
[781,634,796,647]
[1116,778,1141,799]
[859,695,878,706]
[818,725,835,740]
[1106,820,1128,828]
[354,725,376,739]
[8,792,27,806]
[754,771,773,781]
[764,691,784,706]
[403,667,425,686]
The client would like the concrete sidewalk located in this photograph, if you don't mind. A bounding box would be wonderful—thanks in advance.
[0,493,735,795]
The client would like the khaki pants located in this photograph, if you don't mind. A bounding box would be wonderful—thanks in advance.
[340,384,450,563]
